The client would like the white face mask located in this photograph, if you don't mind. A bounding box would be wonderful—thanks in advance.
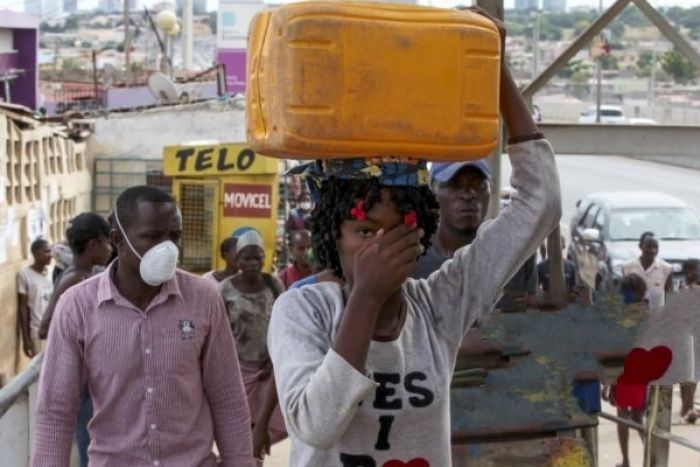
[300,202,312,211]
[113,209,179,286]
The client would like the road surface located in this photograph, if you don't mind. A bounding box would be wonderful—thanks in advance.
[502,154,700,230]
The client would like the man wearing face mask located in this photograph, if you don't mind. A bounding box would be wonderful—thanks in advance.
[33,186,255,467]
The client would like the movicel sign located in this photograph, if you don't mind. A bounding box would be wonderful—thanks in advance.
[224,184,273,218]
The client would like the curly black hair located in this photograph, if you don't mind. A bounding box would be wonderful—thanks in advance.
[311,177,439,278]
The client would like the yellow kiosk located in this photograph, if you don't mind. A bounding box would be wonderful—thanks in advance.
[162,142,280,273]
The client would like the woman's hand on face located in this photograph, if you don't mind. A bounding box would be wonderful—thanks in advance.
[351,224,424,304]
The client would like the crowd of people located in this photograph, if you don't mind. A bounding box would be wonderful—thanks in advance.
[10,11,695,467]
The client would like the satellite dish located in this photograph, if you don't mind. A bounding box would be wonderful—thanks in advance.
[102,63,123,87]
[148,72,180,104]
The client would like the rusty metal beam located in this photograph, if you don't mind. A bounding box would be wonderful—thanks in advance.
[633,0,700,71]
[522,0,632,101]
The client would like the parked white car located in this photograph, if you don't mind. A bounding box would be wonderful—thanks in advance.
[578,105,628,124]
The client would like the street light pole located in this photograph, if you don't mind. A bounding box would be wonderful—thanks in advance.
[124,0,131,84]
[595,0,603,123]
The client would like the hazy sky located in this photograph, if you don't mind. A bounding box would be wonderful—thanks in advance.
[1,0,698,17]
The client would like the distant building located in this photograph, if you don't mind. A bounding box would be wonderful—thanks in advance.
[24,0,42,16]
[98,0,118,12]
[63,0,77,13]
[543,0,567,12]
[515,0,539,10]
[176,0,210,14]
[194,0,207,14]
[0,10,39,109]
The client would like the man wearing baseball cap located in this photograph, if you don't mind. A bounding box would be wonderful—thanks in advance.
[414,159,538,311]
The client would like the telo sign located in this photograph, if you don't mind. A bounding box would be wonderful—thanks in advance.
[223,183,272,218]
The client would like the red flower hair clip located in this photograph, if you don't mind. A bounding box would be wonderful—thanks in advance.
[350,200,367,221]
[404,210,418,228]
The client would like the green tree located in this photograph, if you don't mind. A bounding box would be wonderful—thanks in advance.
[61,58,81,71]
[636,49,653,78]
[661,49,697,84]
[600,54,619,71]
[562,60,592,98]
[64,15,79,31]
[209,11,217,34]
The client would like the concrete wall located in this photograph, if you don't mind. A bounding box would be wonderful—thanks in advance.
[86,99,246,160]
[0,110,91,380]
[103,82,219,111]
[538,123,700,157]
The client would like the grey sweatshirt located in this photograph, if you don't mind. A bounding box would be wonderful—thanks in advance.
[268,139,562,467]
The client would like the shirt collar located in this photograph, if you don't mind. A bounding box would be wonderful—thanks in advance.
[97,260,183,308]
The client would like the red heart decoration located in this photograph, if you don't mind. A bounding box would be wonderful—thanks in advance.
[618,346,672,384]
[383,459,430,467]
[613,382,648,409]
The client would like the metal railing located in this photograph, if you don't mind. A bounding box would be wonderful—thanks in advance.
[0,354,43,467]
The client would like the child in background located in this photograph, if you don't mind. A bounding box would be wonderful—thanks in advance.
[680,259,700,423]
[203,236,239,283]
[266,12,561,465]
[605,273,649,467]
[278,230,313,288]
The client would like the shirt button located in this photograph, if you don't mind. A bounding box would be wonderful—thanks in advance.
[147,387,154,394]
[145,348,151,355]
[150,423,157,430]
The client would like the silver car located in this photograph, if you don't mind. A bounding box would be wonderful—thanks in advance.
[569,191,700,291]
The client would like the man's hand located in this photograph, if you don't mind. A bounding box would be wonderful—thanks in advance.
[252,422,271,461]
[259,360,273,381]
[351,225,423,306]
[23,341,36,358]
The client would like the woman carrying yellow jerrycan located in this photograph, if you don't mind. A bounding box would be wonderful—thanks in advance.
[251,5,562,467]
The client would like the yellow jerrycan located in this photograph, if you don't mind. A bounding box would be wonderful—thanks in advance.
[247,1,501,161]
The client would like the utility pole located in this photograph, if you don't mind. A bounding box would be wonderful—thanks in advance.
[124,0,131,84]
[476,0,503,219]
[183,0,193,70]
[595,0,603,123]
[532,13,540,80]
[649,36,659,107]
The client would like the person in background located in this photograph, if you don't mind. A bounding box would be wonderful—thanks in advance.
[413,158,538,312]
[203,236,239,283]
[285,193,313,232]
[33,186,254,467]
[277,230,313,289]
[289,249,343,290]
[17,238,54,358]
[537,235,577,293]
[38,213,113,339]
[51,241,73,284]
[680,259,700,423]
[219,229,287,464]
[36,212,113,467]
[604,273,649,467]
[622,231,672,311]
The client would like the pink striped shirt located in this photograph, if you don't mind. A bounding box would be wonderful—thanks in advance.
[33,262,255,467]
